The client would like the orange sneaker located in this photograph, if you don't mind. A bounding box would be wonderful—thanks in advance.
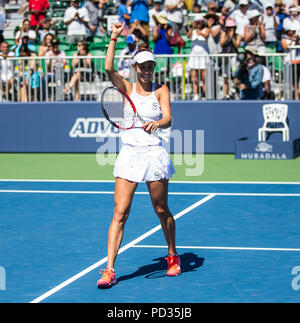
[165,254,181,277]
[97,268,117,289]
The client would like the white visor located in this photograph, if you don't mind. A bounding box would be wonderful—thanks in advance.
[133,51,156,64]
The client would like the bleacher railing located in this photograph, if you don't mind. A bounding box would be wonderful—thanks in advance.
[0,50,299,103]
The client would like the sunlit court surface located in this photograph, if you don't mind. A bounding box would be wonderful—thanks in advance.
[1,178,300,304]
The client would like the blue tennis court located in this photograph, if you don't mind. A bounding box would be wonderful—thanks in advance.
[0,180,300,303]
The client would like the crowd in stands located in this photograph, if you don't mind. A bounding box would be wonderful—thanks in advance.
[0,0,299,101]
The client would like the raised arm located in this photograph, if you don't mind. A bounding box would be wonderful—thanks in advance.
[105,21,131,92]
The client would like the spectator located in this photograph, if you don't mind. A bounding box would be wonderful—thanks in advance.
[220,18,242,99]
[223,0,237,13]
[192,4,202,14]
[133,31,149,49]
[152,14,173,54]
[64,0,90,44]
[98,0,110,21]
[45,39,66,72]
[248,0,263,12]
[149,0,166,33]
[169,27,186,53]
[15,19,37,47]
[129,20,148,41]
[281,22,300,99]
[152,11,185,76]
[207,1,219,16]
[117,34,138,79]
[44,38,67,100]
[205,12,222,54]
[230,0,250,39]
[274,0,289,47]
[244,9,266,54]
[16,36,40,102]
[165,0,186,34]
[14,32,36,57]
[283,6,300,37]
[262,3,279,49]
[127,0,152,37]
[219,5,231,27]
[36,18,57,43]
[188,4,202,29]
[38,32,54,56]
[83,0,106,39]
[238,46,264,99]
[0,11,8,44]
[18,2,30,19]
[256,55,275,99]
[28,0,50,30]
[220,18,242,53]
[136,37,150,50]
[64,40,94,101]
[118,0,131,35]
[283,0,299,12]
[0,41,15,100]
[187,14,210,100]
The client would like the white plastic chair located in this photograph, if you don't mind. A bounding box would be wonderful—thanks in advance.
[258,104,290,142]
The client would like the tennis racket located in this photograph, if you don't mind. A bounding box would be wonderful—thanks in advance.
[101,86,146,130]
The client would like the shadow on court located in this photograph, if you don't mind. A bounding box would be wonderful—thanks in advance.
[117,252,204,283]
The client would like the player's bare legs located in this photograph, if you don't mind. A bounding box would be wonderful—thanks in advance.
[147,179,181,276]
[106,177,138,269]
[98,178,138,288]
[147,179,177,255]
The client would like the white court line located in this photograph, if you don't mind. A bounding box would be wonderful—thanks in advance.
[132,245,300,252]
[0,190,115,195]
[0,179,300,185]
[30,193,216,303]
[0,190,299,197]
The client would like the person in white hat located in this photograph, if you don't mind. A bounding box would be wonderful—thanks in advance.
[152,14,173,54]
[281,19,300,99]
[186,14,210,100]
[149,0,166,33]
[244,9,266,54]
[283,0,298,12]
[229,0,250,37]
[117,34,138,79]
[97,21,181,289]
[282,6,300,36]
[262,3,279,48]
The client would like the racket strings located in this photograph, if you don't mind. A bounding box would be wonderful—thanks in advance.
[102,88,135,129]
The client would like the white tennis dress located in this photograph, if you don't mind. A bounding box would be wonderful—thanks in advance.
[113,83,175,182]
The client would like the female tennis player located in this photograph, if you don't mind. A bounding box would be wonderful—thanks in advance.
[97,21,181,289]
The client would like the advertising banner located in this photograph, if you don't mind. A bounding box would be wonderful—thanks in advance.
[0,101,299,154]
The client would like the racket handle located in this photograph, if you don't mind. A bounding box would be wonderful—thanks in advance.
[131,126,168,143]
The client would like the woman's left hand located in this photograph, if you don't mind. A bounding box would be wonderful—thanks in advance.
[142,121,159,134]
